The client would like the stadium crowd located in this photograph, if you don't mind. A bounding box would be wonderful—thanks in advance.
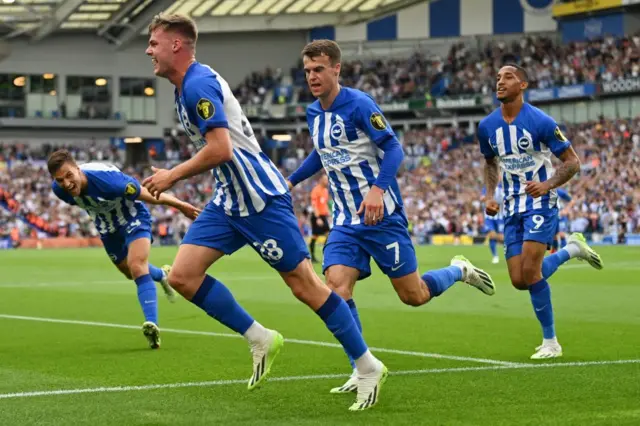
[2,31,640,246]
[1,116,638,246]
[233,33,640,103]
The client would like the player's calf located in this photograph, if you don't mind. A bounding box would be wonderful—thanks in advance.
[283,260,386,407]
[324,265,363,383]
[282,259,333,310]
[391,272,431,306]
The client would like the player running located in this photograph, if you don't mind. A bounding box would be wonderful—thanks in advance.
[143,14,385,411]
[482,183,505,264]
[552,188,573,252]
[478,64,603,359]
[286,39,496,395]
[47,150,200,349]
[309,174,331,263]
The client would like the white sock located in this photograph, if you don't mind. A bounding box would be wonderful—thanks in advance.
[354,350,379,375]
[563,243,581,259]
[452,263,466,280]
[543,337,559,346]
[243,321,269,344]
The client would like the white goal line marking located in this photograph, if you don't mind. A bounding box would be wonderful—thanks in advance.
[0,314,521,366]
[1,359,637,400]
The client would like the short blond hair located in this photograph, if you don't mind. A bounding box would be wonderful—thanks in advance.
[301,39,342,65]
[148,13,198,45]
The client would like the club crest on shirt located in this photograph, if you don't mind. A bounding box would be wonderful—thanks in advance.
[370,112,387,131]
[125,183,137,196]
[517,136,532,151]
[196,98,215,120]
[330,121,345,140]
[554,126,568,142]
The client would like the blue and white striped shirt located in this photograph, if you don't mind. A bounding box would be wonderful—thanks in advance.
[175,62,287,217]
[52,163,150,236]
[306,87,403,227]
[478,103,571,217]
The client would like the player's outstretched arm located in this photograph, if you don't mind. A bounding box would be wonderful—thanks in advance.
[287,149,323,189]
[169,128,233,181]
[138,186,201,220]
[143,129,232,198]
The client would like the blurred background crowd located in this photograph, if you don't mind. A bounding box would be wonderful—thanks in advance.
[2,33,639,247]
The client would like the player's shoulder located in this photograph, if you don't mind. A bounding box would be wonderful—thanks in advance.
[81,162,127,182]
[184,62,226,95]
[342,87,371,101]
[80,162,121,174]
[307,99,323,116]
[343,87,378,110]
[479,108,502,132]
[523,103,555,126]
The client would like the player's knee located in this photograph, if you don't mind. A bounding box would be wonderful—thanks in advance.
[510,279,528,291]
[325,274,352,300]
[126,259,147,279]
[167,267,197,295]
[521,263,542,287]
[289,284,313,304]
[281,264,316,299]
[509,270,527,290]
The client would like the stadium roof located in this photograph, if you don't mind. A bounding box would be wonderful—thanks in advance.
[0,0,425,47]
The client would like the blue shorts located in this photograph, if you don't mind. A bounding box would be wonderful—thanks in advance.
[323,212,418,280]
[485,218,504,234]
[504,209,558,260]
[101,218,153,264]
[182,194,309,273]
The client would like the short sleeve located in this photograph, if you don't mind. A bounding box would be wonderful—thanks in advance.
[184,76,228,136]
[352,94,396,145]
[477,123,495,159]
[540,116,571,158]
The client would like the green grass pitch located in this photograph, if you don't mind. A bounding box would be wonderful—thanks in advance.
[0,245,639,425]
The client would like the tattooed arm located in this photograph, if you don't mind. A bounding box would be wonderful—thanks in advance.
[525,146,581,198]
[546,146,581,189]
[484,157,500,195]
[484,157,501,216]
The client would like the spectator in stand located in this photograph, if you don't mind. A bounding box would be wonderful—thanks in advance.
[233,33,640,104]
[1,117,638,243]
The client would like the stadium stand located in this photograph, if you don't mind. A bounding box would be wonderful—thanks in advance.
[0,5,639,249]
[2,115,638,247]
[232,33,640,104]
